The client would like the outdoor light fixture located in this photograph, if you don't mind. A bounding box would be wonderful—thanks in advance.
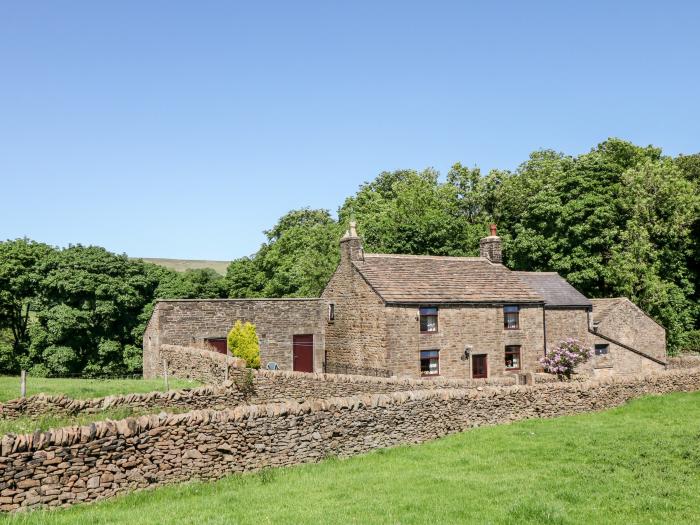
[461,346,473,361]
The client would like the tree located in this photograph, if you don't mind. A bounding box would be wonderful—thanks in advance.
[0,239,55,371]
[30,245,157,376]
[225,208,341,298]
[338,168,480,256]
[492,139,700,351]
[227,320,260,368]
[607,159,700,351]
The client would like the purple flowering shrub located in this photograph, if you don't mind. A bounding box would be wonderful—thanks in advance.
[540,338,594,380]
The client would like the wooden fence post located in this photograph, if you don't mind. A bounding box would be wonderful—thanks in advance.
[162,360,169,391]
[20,370,27,398]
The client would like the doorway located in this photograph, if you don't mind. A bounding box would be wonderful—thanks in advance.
[293,334,314,373]
[204,338,227,355]
[472,354,488,379]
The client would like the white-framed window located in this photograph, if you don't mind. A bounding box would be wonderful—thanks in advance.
[503,305,520,329]
[420,307,438,333]
[505,345,521,370]
[420,350,439,376]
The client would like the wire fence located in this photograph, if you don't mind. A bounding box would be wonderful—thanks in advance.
[22,372,144,380]
[1,369,160,401]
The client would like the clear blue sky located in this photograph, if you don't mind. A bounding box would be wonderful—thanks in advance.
[1,1,698,261]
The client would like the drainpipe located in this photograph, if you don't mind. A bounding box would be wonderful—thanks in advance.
[587,307,592,332]
[542,305,548,357]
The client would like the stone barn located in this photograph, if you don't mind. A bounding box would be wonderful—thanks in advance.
[143,299,326,378]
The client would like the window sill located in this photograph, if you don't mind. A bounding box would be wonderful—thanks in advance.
[503,328,521,331]
[420,331,439,335]
[505,368,521,372]
[420,374,440,378]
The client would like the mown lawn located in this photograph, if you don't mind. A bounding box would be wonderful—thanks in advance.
[0,376,200,403]
[3,391,699,525]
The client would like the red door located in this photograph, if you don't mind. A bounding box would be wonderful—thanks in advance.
[205,338,227,355]
[293,335,314,373]
[472,354,488,379]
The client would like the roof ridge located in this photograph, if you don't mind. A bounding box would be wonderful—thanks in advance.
[513,271,560,275]
[363,253,487,262]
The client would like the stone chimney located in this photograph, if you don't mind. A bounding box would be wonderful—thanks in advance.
[340,221,364,263]
[479,224,502,263]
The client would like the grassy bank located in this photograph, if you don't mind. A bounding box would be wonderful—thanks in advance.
[0,376,200,403]
[3,391,699,524]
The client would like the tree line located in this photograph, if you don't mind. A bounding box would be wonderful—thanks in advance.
[0,244,228,376]
[1,138,698,376]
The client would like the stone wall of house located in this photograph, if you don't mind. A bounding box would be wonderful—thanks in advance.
[594,298,666,362]
[544,308,591,351]
[386,304,545,380]
[1,368,699,512]
[143,299,326,377]
[321,245,387,375]
[544,308,666,377]
[586,335,665,378]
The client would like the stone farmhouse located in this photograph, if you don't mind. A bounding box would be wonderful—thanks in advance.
[143,224,667,380]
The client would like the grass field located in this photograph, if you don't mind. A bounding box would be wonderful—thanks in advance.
[0,376,200,403]
[4,391,699,524]
[139,258,230,275]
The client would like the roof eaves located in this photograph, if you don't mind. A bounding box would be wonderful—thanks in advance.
[385,300,546,306]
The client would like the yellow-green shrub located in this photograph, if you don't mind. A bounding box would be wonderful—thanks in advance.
[227,321,261,369]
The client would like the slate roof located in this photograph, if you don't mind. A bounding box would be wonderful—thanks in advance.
[352,254,544,304]
[513,272,592,307]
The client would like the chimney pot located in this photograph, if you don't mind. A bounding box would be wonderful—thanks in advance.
[339,221,364,263]
[480,224,502,263]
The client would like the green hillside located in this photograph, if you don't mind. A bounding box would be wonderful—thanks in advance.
[138,258,230,275]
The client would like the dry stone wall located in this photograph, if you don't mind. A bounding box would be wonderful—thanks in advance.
[667,355,700,369]
[1,345,516,421]
[161,344,520,391]
[0,384,246,421]
[158,344,245,385]
[1,368,699,512]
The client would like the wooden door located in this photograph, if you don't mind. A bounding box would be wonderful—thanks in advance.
[293,334,314,373]
[472,354,488,379]
[205,338,227,355]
